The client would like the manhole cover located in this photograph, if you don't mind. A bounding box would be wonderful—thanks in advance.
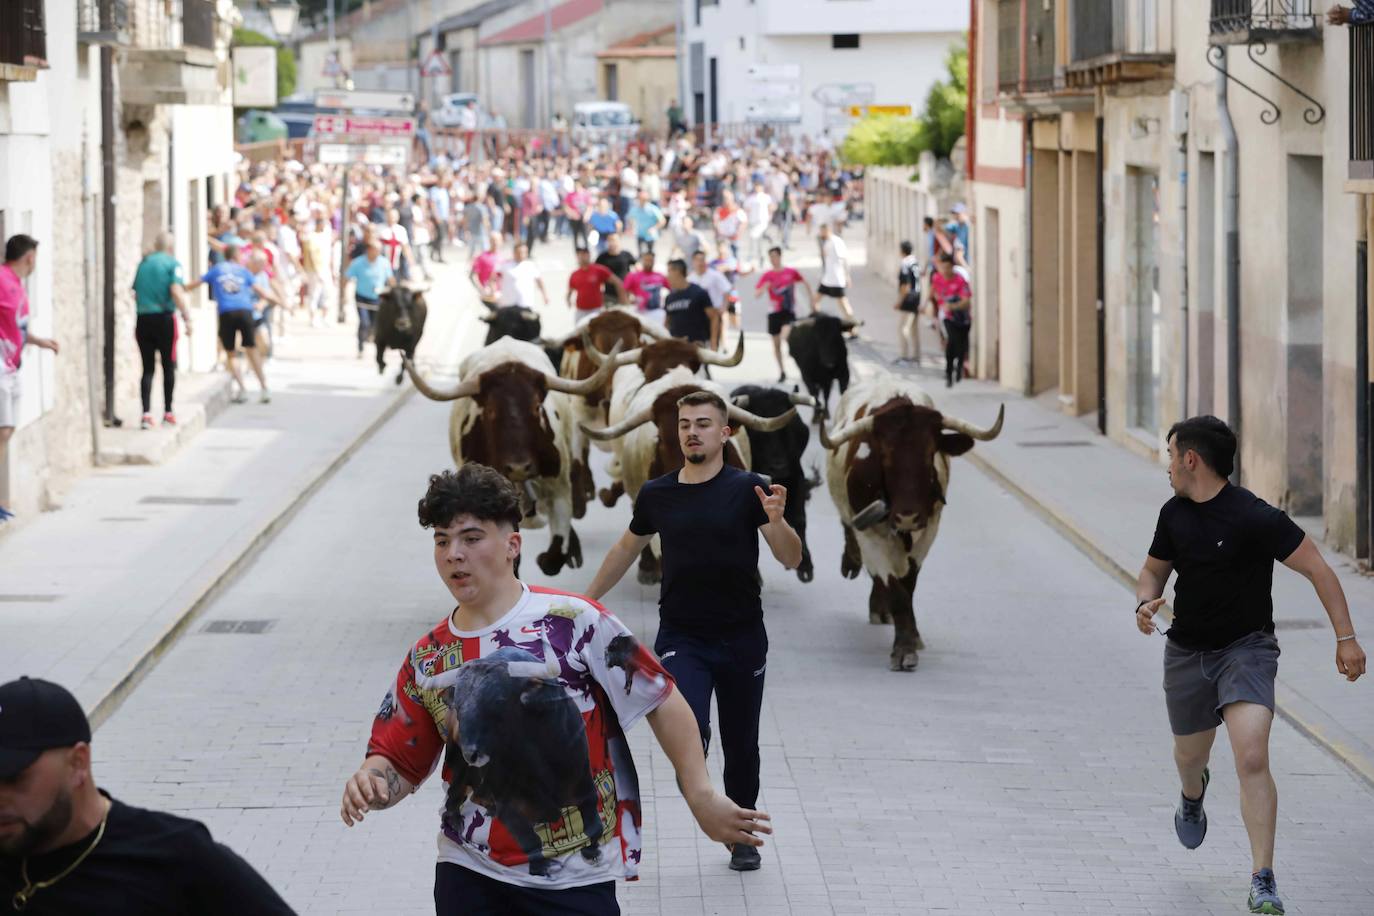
[139,496,241,506]
[0,594,61,603]
[201,619,276,634]
[1016,441,1094,448]
[1273,619,1325,631]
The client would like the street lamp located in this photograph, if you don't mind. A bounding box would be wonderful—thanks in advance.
[265,0,299,38]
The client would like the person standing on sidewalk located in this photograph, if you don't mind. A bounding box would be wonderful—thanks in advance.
[131,232,193,429]
[1134,416,1365,916]
[0,677,295,914]
[586,390,801,873]
[340,465,770,913]
[893,240,923,367]
[929,252,971,387]
[0,236,60,524]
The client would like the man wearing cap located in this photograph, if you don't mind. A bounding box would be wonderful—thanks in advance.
[945,203,970,263]
[0,677,295,914]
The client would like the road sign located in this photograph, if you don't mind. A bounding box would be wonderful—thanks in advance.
[812,82,876,107]
[322,51,343,78]
[311,115,416,139]
[847,104,913,117]
[233,46,277,107]
[746,63,800,82]
[318,142,409,167]
[314,88,414,112]
[420,50,451,78]
[744,99,802,124]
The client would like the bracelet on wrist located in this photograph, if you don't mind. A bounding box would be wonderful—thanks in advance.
[1336,633,1357,643]
[1135,600,1149,614]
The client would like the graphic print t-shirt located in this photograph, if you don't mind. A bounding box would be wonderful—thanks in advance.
[624,270,668,313]
[367,585,674,889]
[756,267,803,313]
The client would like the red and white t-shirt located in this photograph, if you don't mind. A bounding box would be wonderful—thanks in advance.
[755,267,803,313]
[367,584,674,889]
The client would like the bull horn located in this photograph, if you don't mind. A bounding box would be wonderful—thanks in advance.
[818,414,875,450]
[404,358,479,401]
[788,391,816,407]
[639,319,672,340]
[727,403,798,433]
[697,331,744,367]
[580,327,641,369]
[942,403,1005,441]
[544,341,624,395]
[581,404,655,441]
[731,394,750,409]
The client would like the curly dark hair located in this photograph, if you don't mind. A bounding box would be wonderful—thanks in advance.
[417,464,522,531]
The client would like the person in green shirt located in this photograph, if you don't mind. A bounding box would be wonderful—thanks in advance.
[131,232,192,429]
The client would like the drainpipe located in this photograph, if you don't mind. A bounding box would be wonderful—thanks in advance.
[1095,108,1106,434]
[1356,194,1369,561]
[966,0,978,183]
[1217,47,1241,483]
[82,126,103,464]
[1171,88,1189,420]
[100,45,120,428]
[1024,117,1034,396]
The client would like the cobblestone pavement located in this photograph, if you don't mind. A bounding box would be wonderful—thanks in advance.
[91,239,1374,915]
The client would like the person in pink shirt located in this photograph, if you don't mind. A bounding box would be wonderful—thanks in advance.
[563,183,591,253]
[0,235,61,523]
[467,232,506,311]
[753,246,813,382]
[928,252,973,387]
[623,250,670,328]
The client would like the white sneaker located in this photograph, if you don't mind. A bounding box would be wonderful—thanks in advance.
[260,389,271,404]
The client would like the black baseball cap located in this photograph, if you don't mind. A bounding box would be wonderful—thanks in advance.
[0,678,92,779]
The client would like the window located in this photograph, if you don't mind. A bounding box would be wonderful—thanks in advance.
[695,0,718,26]
[832,34,860,49]
[1126,168,1161,436]
[0,0,46,66]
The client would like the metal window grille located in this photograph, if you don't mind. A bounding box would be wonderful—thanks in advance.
[1353,25,1374,177]
[1209,0,1316,36]
[0,0,46,67]
[996,0,1021,93]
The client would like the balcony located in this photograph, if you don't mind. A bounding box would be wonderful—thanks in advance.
[78,0,131,46]
[1065,0,1175,89]
[0,0,46,82]
[119,0,223,106]
[1209,0,1319,45]
[994,0,1093,114]
[1353,25,1374,182]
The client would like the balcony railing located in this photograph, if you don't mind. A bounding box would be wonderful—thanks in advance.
[183,0,217,50]
[1210,0,1318,44]
[78,0,131,45]
[1024,0,1057,92]
[1354,25,1374,180]
[0,0,46,69]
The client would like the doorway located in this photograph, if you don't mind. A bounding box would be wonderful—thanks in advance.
[1285,154,1324,514]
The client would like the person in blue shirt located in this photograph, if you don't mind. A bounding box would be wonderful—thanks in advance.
[345,239,395,358]
[184,244,271,404]
[944,202,970,263]
[626,190,666,258]
[587,197,622,254]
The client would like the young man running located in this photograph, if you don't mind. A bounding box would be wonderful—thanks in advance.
[586,391,802,873]
[753,246,813,383]
[567,247,627,324]
[623,251,670,328]
[185,243,270,404]
[468,232,505,312]
[816,222,855,324]
[341,464,769,914]
[1135,416,1365,915]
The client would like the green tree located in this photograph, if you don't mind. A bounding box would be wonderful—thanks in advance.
[839,38,967,165]
[231,27,297,102]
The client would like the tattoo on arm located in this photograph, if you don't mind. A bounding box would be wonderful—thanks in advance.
[366,765,405,809]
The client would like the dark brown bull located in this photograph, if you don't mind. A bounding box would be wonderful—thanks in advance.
[582,331,744,383]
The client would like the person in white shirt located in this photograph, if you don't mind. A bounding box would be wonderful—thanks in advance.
[743,184,774,269]
[816,222,855,324]
[642,163,663,205]
[689,249,733,350]
[619,161,640,218]
[496,242,549,309]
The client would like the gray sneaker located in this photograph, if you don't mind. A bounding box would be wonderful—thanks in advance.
[1247,868,1284,914]
[1174,766,1208,849]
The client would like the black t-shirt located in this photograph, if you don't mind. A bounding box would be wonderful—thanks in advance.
[630,464,770,635]
[664,283,714,342]
[1148,483,1305,651]
[595,250,636,298]
[0,794,295,915]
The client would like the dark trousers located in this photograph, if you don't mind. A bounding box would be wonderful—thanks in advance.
[356,298,378,353]
[943,317,970,383]
[431,219,447,261]
[653,622,767,810]
[636,237,655,257]
[135,312,177,414]
[434,863,618,916]
[570,219,589,252]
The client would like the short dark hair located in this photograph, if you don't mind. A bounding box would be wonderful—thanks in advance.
[667,257,688,276]
[768,246,782,257]
[1166,416,1236,477]
[900,240,914,255]
[574,246,589,255]
[922,216,935,229]
[936,251,954,264]
[417,464,523,531]
[5,235,38,263]
[676,390,728,422]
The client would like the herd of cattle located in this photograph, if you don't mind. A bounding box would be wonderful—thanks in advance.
[380,288,1003,671]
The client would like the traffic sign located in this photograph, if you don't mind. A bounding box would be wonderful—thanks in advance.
[314,88,414,112]
[746,63,800,82]
[847,104,913,117]
[420,50,451,78]
[318,142,409,167]
[745,99,802,124]
[322,51,343,78]
[311,115,416,139]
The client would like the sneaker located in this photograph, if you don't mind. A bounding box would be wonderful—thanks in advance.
[231,390,248,405]
[1247,868,1284,914]
[162,412,177,427]
[140,413,153,430]
[0,505,13,523]
[1174,767,1209,850]
[728,844,761,872]
[777,371,787,383]
[259,389,271,405]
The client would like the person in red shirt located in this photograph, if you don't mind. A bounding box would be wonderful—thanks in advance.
[753,246,813,382]
[928,252,972,387]
[566,246,626,323]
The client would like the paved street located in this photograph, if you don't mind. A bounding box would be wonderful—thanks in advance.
[76,237,1374,915]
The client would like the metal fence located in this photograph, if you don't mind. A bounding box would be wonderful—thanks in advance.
[997,0,1021,93]
[1209,0,1316,35]
[1353,25,1374,178]
[0,0,46,67]
[1024,0,1058,91]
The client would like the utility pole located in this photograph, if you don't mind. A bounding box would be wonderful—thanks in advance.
[543,0,554,129]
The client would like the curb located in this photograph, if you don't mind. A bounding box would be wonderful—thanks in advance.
[87,385,417,731]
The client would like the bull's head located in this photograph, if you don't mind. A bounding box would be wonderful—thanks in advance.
[560,311,668,404]
[820,401,1004,532]
[479,306,544,347]
[583,330,744,382]
[383,286,426,335]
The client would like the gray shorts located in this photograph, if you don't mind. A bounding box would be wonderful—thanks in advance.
[1163,630,1279,736]
[0,370,20,429]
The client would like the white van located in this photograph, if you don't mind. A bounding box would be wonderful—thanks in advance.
[571,101,638,145]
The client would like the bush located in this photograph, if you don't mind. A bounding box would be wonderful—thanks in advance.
[840,38,967,166]
[231,27,297,102]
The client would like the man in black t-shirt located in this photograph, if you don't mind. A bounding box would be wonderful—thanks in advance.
[594,232,636,301]
[586,390,802,873]
[0,677,295,915]
[662,258,717,344]
[1134,416,1364,916]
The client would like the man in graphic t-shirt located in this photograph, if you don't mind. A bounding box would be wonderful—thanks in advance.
[623,251,670,328]
[1135,416,1364,916]
[587,390,802,873]
[341,464,770,913]
[753,246,813,383]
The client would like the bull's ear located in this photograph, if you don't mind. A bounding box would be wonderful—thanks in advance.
[938,431,975,456]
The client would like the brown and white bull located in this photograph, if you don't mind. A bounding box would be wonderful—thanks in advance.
[582,366,799,583]
[404,337,620,577]
[820,375,1004,671]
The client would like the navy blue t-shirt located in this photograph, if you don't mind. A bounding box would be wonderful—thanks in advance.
[630,464,770,635]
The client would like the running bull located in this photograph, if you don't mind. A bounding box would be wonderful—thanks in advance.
[404,337,619,576]
[374,285,428,385]
[787,313,858,418]
[820,374,1004,671]
[480,305,565,369]
[415,644,605,878]
[582,367,798,584]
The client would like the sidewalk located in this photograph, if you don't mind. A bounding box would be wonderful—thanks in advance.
[831,234,1374,790]
[0,253,486,725]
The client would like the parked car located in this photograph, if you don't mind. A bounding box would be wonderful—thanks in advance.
[236,109,288,144]
[433,92,484,129]
[570,101,638,146]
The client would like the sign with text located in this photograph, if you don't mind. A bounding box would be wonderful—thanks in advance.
[318,142,409,167]
[313,89,414,112]
[847,104,913,117]
[311,115,416,139]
